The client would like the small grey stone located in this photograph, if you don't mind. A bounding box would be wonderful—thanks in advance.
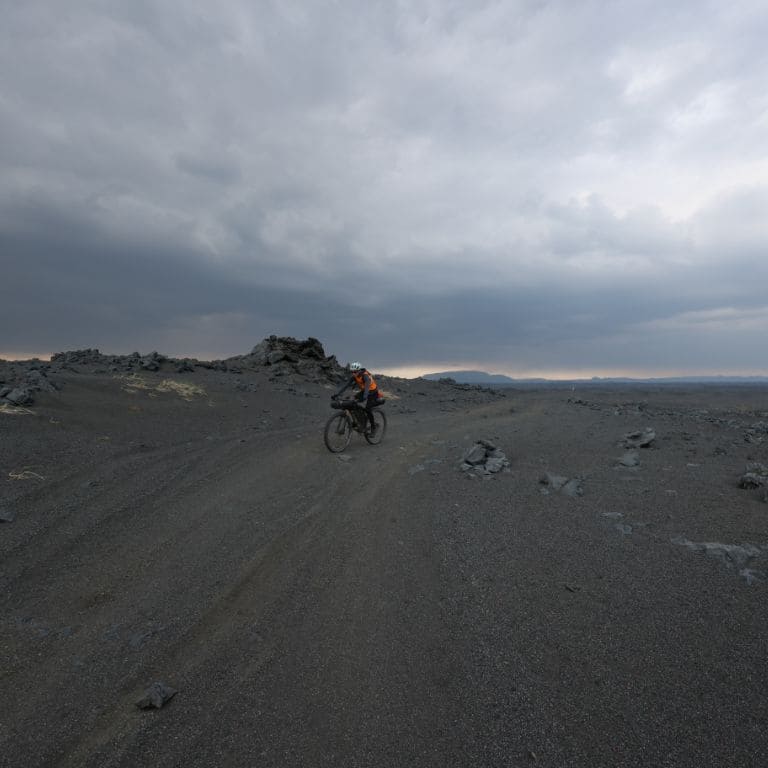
[739,463,768,490]
[484,457,508,474]
[540,473,568,490]
[740,473,766,489]
[135,681,177,710]
[673,537,765,571]
[0,507,16,523]
[739,461,768,488]
[618,451,640,467]
[623,428,656,448]
[562,478,584,497]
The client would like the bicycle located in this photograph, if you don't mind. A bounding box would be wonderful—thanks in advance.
[323,397,387,453]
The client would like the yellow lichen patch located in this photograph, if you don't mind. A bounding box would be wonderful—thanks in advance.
[0,403,33,415]
[9,468,46,481]
[115,374,206,401]
[117,373,152,392]
[155,379,207,401]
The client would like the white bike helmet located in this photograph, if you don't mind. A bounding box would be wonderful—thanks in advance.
[349,361,363,371]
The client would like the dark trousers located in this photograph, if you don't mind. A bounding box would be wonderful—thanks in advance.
[358,393,378,429]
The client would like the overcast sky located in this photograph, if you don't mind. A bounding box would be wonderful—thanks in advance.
[2,1,767,377]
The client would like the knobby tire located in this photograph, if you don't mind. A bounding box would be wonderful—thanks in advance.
[324,412,352,453]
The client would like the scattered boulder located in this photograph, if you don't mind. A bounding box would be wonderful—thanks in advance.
[622,428,656,449]
[561,478,584,497]
[175,359,195,373]
[139,352,166,371]
[463,443,487,466]
[135,681,177,710]
[4,387,33,406]
[672,537,766,583]
[617,451,640,468]
[484,455,508,473]
[539,473,584,497]
[744,422,768,444]
[24,369,57,392]
[540,472,568,491]
[739,462,768,490]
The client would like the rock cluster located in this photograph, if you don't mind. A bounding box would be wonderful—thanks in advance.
[460,439,510,476]
[232,336,345,383]
[50,349,198,374]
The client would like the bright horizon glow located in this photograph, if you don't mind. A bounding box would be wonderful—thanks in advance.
[376,364,768,380]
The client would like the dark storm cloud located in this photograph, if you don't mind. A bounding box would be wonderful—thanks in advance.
[1,1,767,373]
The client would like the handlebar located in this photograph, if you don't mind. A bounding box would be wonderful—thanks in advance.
[331,398,362,410]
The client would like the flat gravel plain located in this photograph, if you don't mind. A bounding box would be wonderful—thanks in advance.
[1,363,767,767]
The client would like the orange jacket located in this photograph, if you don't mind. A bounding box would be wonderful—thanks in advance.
[353,370,378,393]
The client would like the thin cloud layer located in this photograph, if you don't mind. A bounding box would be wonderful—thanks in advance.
[1,1,767,375]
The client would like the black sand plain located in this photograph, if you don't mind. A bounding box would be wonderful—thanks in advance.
[1,344,767,767]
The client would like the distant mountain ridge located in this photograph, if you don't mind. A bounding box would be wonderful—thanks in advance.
[423,370,768,385]
[423,370,523,384]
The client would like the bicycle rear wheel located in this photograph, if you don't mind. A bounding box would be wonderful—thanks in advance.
[364,409,387,445]
[324,412,352,453]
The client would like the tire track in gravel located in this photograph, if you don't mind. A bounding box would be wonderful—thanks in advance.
[55,408,436,767]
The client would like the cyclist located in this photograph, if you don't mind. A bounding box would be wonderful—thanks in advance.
[332,362,381,434]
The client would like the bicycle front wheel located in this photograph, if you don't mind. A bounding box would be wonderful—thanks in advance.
[364,409,387,445]
[324,413,352,453]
